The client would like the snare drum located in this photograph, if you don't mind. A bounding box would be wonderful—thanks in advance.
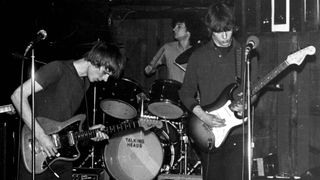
[98,77,143,120]
[103,130,174,180]
[148,79,184,119]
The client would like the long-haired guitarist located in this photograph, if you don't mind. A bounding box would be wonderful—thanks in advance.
[11,41,125,180]
[179,2,260,180]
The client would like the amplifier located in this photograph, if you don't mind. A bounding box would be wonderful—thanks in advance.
[158,174,202,180]
[252,153,278,177]
[72,168,109,180]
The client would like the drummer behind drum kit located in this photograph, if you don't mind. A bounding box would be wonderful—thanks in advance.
[79,77,202,180]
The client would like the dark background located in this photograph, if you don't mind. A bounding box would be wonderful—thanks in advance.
[1,0,320,179]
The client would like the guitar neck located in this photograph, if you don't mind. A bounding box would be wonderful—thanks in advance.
[0,104,15,114]
[74,121,140,141]
[232,59,290,106]
[251,60,289,95]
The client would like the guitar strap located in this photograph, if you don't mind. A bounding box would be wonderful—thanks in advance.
[235,47,243,85]
[81,78,90,130]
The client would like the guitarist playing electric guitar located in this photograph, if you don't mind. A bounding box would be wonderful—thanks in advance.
[11,41,125,180]
[179,2,316,180]
[179,3,259,180]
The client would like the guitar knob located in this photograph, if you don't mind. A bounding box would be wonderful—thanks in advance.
[208,138,214,150]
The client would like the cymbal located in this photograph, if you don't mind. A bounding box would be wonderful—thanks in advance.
[175,40,206,64]
[77,41,124,48]
[11,53,47,65]
[175,46,195,64]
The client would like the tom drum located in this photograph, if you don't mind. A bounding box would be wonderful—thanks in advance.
[99,77,143,120]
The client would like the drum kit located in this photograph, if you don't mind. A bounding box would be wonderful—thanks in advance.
[77,77,202,180]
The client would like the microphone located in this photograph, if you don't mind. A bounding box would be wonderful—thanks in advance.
[245,35,259,54]
[31,29,48,45]
[24,29,48,55]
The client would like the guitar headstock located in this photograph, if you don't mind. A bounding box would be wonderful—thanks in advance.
[138,115,163,131]
[286,46,316,66]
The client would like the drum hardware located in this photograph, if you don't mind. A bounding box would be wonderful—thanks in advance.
[137,92,159,122]
[136,92,149,117]
[170,122,189,174]
[78,148,95,168]
[75,83,99,169]
[187,161,201,175]
[168,120,202,175]
[91,84,97,168]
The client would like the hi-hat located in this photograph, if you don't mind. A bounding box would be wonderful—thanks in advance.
[77,41,124,48]
[11,53,47,65]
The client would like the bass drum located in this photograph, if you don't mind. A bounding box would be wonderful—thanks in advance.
[152,120,180,173]
[103,130,173,180]
[98,77,144,120]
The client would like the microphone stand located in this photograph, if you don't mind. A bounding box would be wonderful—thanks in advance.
[23,47,36,180]
[244,49,253,180]
[22,30,47,180]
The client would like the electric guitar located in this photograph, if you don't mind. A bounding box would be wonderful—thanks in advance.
[21,114,162,174]
[187,46,316,152]
[0,104,15,114]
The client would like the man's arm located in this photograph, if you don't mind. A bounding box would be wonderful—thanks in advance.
[145,46,165,75]
[11,79,57,157]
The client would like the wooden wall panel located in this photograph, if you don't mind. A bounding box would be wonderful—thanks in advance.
[252,32,320,175]
[111,18,320,175]
[114,18,173,92]
[108,7,320,176]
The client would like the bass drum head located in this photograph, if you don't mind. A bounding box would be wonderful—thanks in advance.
[103,130,164,180]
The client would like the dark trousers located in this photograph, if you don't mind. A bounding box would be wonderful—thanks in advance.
[195,134,248,180]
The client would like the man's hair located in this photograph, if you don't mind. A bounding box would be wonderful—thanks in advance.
[83,41,125,78]
[172,14,207,45]
[204,2,237,34]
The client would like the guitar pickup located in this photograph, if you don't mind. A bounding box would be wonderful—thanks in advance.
[67,131,76,146]
[51,134,61,148]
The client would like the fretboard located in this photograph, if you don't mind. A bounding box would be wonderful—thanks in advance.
[74,121,140,141]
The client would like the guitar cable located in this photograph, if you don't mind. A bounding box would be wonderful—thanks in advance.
[45,160,60,178]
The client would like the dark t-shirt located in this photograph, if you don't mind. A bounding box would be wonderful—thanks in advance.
[33,60,89,122]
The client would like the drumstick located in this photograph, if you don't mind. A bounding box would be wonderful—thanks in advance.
[174,62,186,72]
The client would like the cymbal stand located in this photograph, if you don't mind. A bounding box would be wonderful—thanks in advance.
[187,161,201,175]
[172,120,202,175]
[136,92,149,117]
[78,84,97,168]
[181,122,188,174]
[90,84,97,168]
[171,121,188,174]
[78,148,94,168]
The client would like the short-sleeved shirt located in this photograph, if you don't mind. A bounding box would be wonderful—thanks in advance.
[152,41,190,83]
[33,60,90,122]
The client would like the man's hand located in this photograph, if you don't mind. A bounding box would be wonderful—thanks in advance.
[201,113,225,127]
[37,133,57,158]
[229,93,259,115]
[90,124,109,142]
[144,64,156,75]
[192,105,225,128]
